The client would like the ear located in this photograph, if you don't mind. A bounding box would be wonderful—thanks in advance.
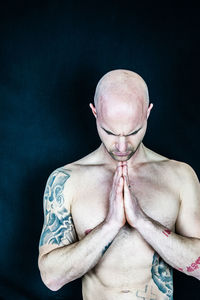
[147,103,153,119]
[89,103,97,118]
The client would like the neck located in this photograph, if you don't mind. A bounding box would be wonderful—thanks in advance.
[97,142,148,169]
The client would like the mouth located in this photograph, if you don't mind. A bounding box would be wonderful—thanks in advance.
[113,152,130,156]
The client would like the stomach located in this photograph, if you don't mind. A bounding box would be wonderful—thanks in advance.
[82,269,171,300]
[93,226,154,285]
[82,227,173,300]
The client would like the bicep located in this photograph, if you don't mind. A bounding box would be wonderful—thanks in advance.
[39,168,78,256]
[176,164,200,238]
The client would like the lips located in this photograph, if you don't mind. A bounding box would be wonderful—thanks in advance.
[113,152,130,156]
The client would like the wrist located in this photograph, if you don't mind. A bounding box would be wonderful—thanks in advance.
[102,219,122,233]
[134,209,149,230]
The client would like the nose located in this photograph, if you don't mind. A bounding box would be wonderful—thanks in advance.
[115,136,127,153]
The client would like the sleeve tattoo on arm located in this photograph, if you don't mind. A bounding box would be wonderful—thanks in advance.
[39,168,77,247]
[151,252,173,299]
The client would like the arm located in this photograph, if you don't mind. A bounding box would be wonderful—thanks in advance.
[38,165,125,291]
[123,162,200,280]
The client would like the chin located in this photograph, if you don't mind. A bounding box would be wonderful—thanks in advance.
[109,152,135,162]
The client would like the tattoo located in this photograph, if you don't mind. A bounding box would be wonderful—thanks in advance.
[151,253,173,299]
[39,168,77,247]
[136,284,157,299]
[186,256,200,272]
[102,241,112,255]
[162,229,171,237]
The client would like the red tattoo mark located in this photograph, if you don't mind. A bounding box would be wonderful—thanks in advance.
[85,229,92,235]
[196,257,200,264]
[187,266,196,272]
[162,229,171,237]
[186,256,200,272]
[178,267,183,271]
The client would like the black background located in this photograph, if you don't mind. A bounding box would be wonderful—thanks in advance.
[0,1,199,299]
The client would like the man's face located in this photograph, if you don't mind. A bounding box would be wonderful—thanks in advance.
[96,92,149,162]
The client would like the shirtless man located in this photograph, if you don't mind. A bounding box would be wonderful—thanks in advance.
[38,69,200,300]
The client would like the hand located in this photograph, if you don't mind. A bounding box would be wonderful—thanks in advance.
[104,162,126,229]
[122,162,144,228]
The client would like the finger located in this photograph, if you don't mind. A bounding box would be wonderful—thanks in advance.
[122,164,129,182]
[117,161,122,167]
[125,163,129,179]
[123,173,130,194]
[113,164,121,182]
[115,165,123,189]
[116,176,123,196]
[122,164,126,177]
[112,165,122,191]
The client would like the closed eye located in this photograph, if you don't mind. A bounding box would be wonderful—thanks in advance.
[104,129,115,135]
[102,127,142,136]
[128,128,141,136]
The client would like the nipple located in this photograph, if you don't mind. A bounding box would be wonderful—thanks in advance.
[85,229,92,235]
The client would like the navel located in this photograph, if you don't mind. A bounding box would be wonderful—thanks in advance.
[120,290,131,293]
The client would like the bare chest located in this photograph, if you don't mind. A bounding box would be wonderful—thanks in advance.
[71,172,180,240]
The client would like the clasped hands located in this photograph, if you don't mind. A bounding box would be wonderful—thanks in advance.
[106,161,144,229]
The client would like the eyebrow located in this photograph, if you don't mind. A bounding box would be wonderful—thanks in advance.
[101,126,142,136]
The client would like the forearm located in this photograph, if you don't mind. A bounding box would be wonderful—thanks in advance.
[39,220,120,290]
[135,214,200,279]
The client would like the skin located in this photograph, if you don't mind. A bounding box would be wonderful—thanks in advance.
[38,69,200,300]
[90,70,153,165]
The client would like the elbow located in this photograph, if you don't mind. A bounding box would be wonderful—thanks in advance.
[40,270,81,291]
[184,270,200,281]
[194,274,200,281]
[39,270,59,291]
[38,256,74,291]
[39,266,66,291]
[41,272,76,291]
[41,274,63,291]
[38,256,64,291]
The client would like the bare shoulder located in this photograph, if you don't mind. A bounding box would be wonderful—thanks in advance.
[58,151,96,182]
[44,166,75,198]
[146,147,199,184]
[63,148,107,177]
[172,161,200,195]
[161,158,199,184]
[62,151,112,199]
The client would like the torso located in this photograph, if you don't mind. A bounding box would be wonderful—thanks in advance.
[65,146,181,300]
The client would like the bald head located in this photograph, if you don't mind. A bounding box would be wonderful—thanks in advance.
[90,70,153,162]
[94,69,149,115]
